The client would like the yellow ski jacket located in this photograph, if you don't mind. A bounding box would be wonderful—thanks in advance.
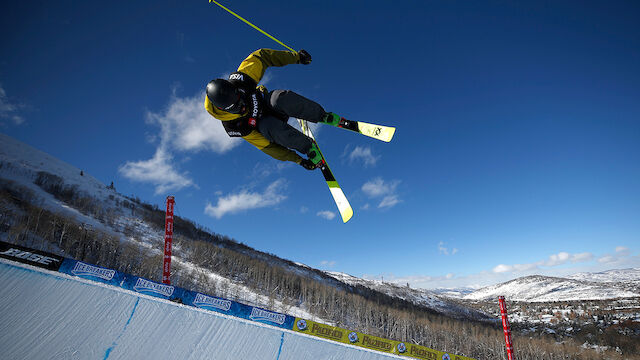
[205,49,305,163]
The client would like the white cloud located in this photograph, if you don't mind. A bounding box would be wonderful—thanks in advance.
[0,84,25,126]
[492,263,539,273]
[317,210,336,220]
[570,252,594,262]
[320,260,336,268]
[378,195,400,209]
[545,252,570,266]
[347,145,379,167]
[362,177,402,208]
[145,92,240,153]
[438,242,459,256]
[598,255,615,264]
[118,148,194,195]
[120,90,242,193]
[362,178,391,197]
[364,246,639,290]
[204,179,287,219]
[615,246,630,255]
[492,264,512,273]
[492,250,597,274]
[598,247,631,264]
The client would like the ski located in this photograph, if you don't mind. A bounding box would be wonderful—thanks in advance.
[335,118,396,142]
[298,119,353,223]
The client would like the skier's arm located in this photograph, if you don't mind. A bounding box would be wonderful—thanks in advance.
[243,131,303,163]
[237,48,304,84]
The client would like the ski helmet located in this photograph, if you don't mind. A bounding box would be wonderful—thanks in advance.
[206,79,245,113]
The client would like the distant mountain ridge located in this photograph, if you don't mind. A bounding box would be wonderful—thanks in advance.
[463,270,639,302]
[568,268,640,284]
[325,271,491,320]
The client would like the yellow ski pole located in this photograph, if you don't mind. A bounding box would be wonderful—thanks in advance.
[209,0,296,52]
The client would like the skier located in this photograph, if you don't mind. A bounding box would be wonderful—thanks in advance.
[204,48,344,170]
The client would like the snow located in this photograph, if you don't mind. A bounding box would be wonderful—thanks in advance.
[0,258,404,360]
[568,268,640,284]
[463,274,640,302]
[324,271,490,320]
[0,132,129,236]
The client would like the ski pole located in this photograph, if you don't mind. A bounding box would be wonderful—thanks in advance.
[209,0,296,52]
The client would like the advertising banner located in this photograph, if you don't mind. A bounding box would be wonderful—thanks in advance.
[293,318,355,345]
[163,196,175,284]
[58,259,124,287]
[122,275,185,302]
[246,306,295,329]
[0,241,63,271]
[294,318,475,360]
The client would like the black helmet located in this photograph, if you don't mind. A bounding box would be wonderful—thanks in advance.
[206,79,245,113]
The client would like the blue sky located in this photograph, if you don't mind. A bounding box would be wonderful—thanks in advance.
[1,0,639,288]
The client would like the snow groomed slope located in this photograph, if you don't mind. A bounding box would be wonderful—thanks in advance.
[0,241,474,360]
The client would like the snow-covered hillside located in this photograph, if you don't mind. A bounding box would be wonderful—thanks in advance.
[463,273,639,302]
[568,268,640,285]
[0,132,334,321]
[0,132,484,322]
[326,271,491,321]
[0,133,137,235]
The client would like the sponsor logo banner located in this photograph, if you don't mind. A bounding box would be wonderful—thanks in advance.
[120,276,180,300]
[192,293,232,312]
[293,318,353,344]
[58,259,124,286]
[293,317,475,360]
[133,278,174,297]
[0,241,63,271]
[249,307,285,325]
[361,334,395,352]
[72,262,116,281]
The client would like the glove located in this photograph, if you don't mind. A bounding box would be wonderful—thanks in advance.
[299,158,317,170]
[298,49,312,65]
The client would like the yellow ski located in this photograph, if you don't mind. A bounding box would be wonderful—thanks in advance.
[298,119,353,223]
[336,119,396,142]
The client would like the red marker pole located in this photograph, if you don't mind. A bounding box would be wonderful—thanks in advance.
[162,196,175,285]
[498,296,515,360]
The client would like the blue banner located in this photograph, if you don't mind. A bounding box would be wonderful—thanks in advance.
[121,275,186,302]
[58,259,124,287]
[246,306,295,329]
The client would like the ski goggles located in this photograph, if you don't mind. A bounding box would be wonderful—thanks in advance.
[219,92,246,114]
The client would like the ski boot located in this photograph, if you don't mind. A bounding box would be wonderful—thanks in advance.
[320,112,343,127]
[307,142,324,168]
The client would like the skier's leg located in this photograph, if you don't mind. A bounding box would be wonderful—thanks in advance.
[269,90,326,123]
[258,115,313,154]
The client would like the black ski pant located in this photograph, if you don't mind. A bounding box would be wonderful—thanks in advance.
[257,90,325,154]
